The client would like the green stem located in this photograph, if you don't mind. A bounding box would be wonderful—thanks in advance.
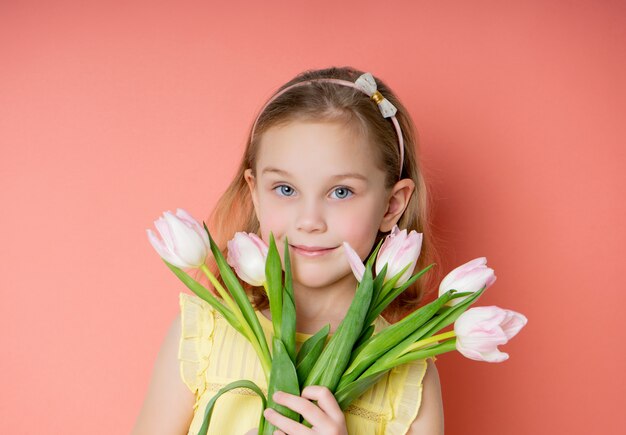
[200,265,237,310]
[200,265,271,379]
[400,330,456,356]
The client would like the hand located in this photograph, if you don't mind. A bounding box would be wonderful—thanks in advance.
[244,429,258,435]
[263,386,348,435]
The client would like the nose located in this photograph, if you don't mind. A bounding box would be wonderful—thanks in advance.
[295,198,327,233]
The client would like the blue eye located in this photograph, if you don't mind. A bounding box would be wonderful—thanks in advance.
[331,187,353,199]
[274,185,295,197]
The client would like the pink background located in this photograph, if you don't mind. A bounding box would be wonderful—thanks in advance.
[1,0,624,433]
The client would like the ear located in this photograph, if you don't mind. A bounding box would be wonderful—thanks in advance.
[244,168,260,216]
[379,178,416,233]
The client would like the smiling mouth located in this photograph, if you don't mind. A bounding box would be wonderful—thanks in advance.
[289,244,338,257]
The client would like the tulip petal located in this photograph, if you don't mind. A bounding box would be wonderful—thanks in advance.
[453,306,525,363]
[439,257,496,306]
[147,209,209,269]
[457,328,509,348]
[375,226,423,287]
[343,242,365,282]
[395,232,423,285]
[439,257,487,290]
[163,211,208,267]
[456,342,487,361]
[154,217,192,268]
[151,218,191,268]
[376,226,406,276]
[454,265,490,286]
[455,306,506,334]
[485,272,497,288]
[248,233,269,257]
[227,232,268,286]
[147,229,191,269]
[460,344,509,363]
[176,208,210,246]
[482,349,509,363]
[500,310,528,340]
[154,216,176,251]
[226,238,242,272]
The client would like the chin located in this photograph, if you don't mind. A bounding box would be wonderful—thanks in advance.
[292,271,333,289]
[291,265,350,290]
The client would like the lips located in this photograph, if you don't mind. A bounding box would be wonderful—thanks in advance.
[290,244,338,257]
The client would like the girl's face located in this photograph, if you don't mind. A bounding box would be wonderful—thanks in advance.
[244,120,403,290]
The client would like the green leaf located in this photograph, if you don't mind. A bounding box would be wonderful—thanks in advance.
[365,237,385,269]
[361,286,487,378]
[204,223,271,367]
[198,379,267,435]
[334,372,387,411]
[335,340,457,412]
[372,262,411,307]
[366,262,388,323]
[281,237,296,362]
[281,288,296,362]
[373,263,388,290]
[338,289,455,391]
[295,324,330,387]
[420,285,487,334]
[265,232,283,341]
[365,263,436,326]
[364,341,456,385]
[163,259,242,335]
[336,340,456,412]
[353,324,375,351]
[263,337,301,435]
[432,291,475,316]
[391,339,457,368]
[304,262,374,392]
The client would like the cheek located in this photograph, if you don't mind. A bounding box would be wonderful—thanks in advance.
[256,199,289,239]
[335,221,378,257]
[335,204,383,255]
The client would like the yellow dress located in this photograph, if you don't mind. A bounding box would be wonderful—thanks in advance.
[178,292,436,435]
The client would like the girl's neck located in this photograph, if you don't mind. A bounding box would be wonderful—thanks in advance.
[262,274,357,335]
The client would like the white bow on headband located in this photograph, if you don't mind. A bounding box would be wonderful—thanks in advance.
[354,72,398,118]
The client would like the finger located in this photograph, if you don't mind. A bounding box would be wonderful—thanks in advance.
[300,386,345,424]
[272,391,327,427]
[263,408,314,435]
[273,431,286,435]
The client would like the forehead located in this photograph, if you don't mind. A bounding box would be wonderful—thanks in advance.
[256,120,384,181]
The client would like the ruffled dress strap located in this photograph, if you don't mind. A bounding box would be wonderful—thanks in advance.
[338,316,438,434]
[178,292,216,411]
[385,355,437,434]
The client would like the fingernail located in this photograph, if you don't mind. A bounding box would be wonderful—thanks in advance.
[273,392,281,401]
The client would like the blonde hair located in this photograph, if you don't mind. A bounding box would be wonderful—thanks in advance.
[196,66,442,324]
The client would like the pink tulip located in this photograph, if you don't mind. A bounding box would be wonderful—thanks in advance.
[454,306,528,362]
[343,242,365,282]
[147,208,210,269]
[342,225,423,286]
[375,225,423,286]
[439,257,497,306]
[227,232,269,286]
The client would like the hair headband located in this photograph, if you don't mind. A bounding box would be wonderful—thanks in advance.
[250,72,405,179]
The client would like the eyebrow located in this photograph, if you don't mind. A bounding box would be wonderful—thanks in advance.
[261,167,368,181]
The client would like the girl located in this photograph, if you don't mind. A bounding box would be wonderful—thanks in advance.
[133,66,444,434]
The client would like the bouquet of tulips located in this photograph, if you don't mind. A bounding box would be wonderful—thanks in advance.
[147,209,528,434]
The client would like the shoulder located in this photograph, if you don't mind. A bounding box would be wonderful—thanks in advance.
[132,311,196,434]
[406,358,444,435]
